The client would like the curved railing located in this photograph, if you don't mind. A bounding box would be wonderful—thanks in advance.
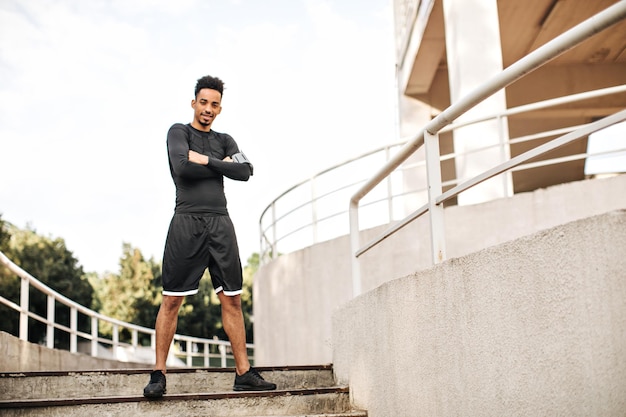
[0,250,253,367]
[259,2,626,268]
[348,1,626,296]
[259,82,626,265]
[259,142,407,262]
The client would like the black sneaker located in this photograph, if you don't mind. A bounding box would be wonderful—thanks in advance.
[233,367,277,391]
[143,370,167,398]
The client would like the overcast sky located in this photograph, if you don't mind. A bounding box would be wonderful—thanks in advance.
[0,0,398,274]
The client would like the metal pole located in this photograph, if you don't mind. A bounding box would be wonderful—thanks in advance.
[424,130,446,263]
[46,295,55,349]
[311,177,318,244]
[386,146,394,223]
[113,324,119,359]
[91,316,98,357]
[186,340,192,367]
[349,200,362,297]
[70,307,78,353]
[19,277,29,341]
[497,114,514,197]
[271,203,277,259]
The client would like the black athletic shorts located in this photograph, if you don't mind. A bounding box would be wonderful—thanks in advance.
[161,213,243,297]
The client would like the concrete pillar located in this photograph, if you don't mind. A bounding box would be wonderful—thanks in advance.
[443,0,512,205]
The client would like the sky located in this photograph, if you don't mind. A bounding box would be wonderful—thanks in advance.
[0,0,398,274]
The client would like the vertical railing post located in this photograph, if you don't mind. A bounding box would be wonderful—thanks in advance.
[132,329,138,348]
[385,146,394,223]
[204,342,210,367]
[497,114,514,197]
[424,129,447,263]
[186,340,193,367]
[70,307,78,353]
[46,295,55,349]
[219,343,227,368]
[112,324,119,359]
[259,222,265,262]
[271,203,277,259]
[91,316,98,357]
[19,276,29,341]
[311,177,318,244]
[349,199,361,298]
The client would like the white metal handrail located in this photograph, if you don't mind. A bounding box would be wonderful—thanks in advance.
[349,1,626,296]
[259,84,626,266]
[354,112,626,259]
[0,250,253,367]
[259,141,406,262]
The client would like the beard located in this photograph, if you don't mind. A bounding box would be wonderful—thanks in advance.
[198,113,213,126]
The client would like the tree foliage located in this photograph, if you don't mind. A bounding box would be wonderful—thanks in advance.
[0,215,19,335]
[91,243,162,344]
[91,245,259,344]
[0,215,94,348]
[172,252,259,345]
[241,252,259,342]
[0,214,260,350]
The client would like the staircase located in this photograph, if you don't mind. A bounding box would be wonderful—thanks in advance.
[0,365,366,416]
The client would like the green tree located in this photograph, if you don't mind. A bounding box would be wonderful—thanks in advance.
[0,221,94,348]
[241,252,259,343]
[172,253,258,361]
[176,272,224,339]
[0,215,10,250]
[0,215,19,336]
[90,247,260,350]
[176,253,259,343]
[94,243,161,344]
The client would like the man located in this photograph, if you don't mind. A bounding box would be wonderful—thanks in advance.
[143,75,276,398]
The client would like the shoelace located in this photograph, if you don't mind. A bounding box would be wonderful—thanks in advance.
[249,368,265,380]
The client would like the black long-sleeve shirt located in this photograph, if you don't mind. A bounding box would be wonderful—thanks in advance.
[167,123,251,215]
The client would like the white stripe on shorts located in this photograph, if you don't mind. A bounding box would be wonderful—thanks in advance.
[215,286,243,296]
[162,288,199,296]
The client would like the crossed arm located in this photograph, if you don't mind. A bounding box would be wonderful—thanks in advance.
[188,150,251,181]
[188,150,231,164]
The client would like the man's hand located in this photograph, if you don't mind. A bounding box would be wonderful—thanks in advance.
[223,156,233,162]
[188,150,209,165]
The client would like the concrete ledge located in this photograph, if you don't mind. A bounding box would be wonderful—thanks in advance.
[332,210,626,417]
[0,332,147,372]
[254,174,626,366]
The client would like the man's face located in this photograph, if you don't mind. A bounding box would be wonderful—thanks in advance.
[192,88,222,130]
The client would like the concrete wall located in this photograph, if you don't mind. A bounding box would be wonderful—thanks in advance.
[253,174,626,366]
[0,331,147,372]
[332,210,626,417]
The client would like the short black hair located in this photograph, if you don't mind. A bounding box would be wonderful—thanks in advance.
[194,75,224,98]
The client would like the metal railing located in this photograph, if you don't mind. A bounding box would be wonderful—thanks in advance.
[259,82,626,266]
[0,250,253,367]
[259,142,408,263]
[349,1,626,296]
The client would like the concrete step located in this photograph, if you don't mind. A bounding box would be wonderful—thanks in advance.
[0,387,367,416]
[0,365,335,400]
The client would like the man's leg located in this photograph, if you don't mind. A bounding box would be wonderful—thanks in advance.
[219,292,276,391]
[155,295,185,372]
[144,295,184,398]
[217,292,250,375]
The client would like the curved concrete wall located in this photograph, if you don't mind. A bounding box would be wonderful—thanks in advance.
[253,175,626,366]
[332,210,626,416]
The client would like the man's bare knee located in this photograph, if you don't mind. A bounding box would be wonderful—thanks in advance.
[161,295,184,314]
[220,292,241,303]
[218,293,242,311]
